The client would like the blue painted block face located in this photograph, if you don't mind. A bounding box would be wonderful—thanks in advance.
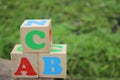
[42,57,62,75]
[24,20,47,26]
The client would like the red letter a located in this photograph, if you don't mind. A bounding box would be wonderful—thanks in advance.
[14,57,37,76]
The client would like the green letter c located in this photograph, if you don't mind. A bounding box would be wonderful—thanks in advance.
[25,30,46,50]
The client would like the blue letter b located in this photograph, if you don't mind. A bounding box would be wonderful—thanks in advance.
[42,57,62,75]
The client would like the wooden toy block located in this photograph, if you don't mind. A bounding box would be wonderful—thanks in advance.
[20,19,52,53]
[11,44,38,78]
[38,44,67,78]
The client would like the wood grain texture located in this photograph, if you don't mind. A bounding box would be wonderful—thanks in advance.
[11,44,38,78]
[38,44,67,78]
[20,19,52,53]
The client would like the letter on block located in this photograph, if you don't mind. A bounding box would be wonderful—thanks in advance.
[11,44,38,78]
[20,19,52,52]
[38,44,67,78]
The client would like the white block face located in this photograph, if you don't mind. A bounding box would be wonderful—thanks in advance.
[38,44,67,78]
[21,20,50,27]
[11,44,38,78]
[20,19,52,53]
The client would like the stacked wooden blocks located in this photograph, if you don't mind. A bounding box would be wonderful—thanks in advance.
[11,19,67,78]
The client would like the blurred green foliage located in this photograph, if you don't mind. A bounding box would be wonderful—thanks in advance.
[0,0,120,79]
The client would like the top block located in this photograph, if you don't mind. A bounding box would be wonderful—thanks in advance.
[20,19,52,52]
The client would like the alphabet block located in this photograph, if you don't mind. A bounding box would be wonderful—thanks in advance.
[11,44,38,78]
[38,44,67,78]
[20,19,52,53]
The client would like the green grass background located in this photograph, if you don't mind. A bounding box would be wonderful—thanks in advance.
[0,0,120,79]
